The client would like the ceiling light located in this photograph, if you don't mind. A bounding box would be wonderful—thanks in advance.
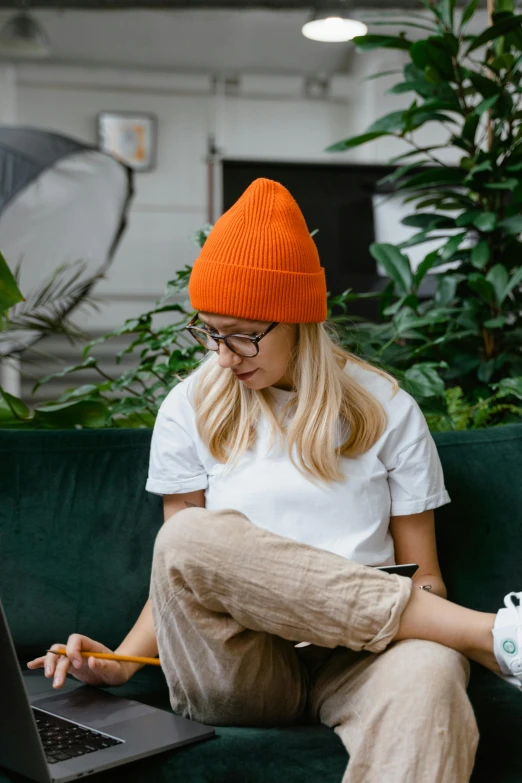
[302,10,368,43]
[0,9,51,59]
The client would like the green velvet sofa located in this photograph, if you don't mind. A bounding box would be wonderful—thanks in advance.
[1,424,522,783]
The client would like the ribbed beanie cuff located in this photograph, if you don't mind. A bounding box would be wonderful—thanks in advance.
[188,178,327,323]
[189,260,326,323]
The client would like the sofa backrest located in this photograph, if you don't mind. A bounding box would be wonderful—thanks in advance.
[1,424,521,660]
[1,430,162,660]
[431,423,522,613]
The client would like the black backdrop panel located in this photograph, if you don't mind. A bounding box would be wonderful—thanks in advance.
[222,159,398,321]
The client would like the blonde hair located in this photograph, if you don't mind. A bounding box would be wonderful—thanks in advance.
[191,322,399,484]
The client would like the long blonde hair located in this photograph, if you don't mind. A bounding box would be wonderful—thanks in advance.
[191,322,399,484]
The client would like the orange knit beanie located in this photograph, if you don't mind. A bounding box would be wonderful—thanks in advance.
[188,178,327,323]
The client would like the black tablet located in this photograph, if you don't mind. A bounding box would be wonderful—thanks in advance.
[376,563,419,578]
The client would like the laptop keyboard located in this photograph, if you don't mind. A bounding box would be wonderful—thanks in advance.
[33,707,123,765]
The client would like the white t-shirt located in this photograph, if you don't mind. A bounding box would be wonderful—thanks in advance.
[146,360,450,566]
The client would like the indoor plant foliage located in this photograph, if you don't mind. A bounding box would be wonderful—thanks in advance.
[0,252,109,429]
[17,262,357,429]
[0,229,359,429]
[14,265,205,429]
[328,0,522,430]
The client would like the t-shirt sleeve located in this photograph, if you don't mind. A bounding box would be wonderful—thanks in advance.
[145,383,208,497]
[380,388,450,516]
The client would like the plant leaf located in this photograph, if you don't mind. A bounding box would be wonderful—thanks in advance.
[367,111,407,133]
[493,377,522,400]
[353,34,412,51]
[151,304,186,315]
[473,95,500,116]
[414,250,441,286]
[0,388,31,419]
[466,15,522,54]
[484,179,519,191]
[326,131,387,152]
[484,316,507,328]
[369,243,413,293]
[33,357,98,393]
[470,239,490,268]
[397,167,465,190]
[468,273,496,304]
[502,266,522,301]
[441,232,467,260]
[468,71,499,98]
[404,363,446,397]
[378,163,424,186]
[406,109,458,130]
[34,400,109,429]
[435,274,460,306]
[467,160,493,176]
[472,212,496,231]
[500,215,522,235]
[456,210,481,226]
[440,0,456,30]
[460,0,479,28]
[485,264,509,304]
[364,69,402,81]
[401,213,454,229]
[0,252,24,312]
[462,114,480,143]
[398,230,434,249]
[410,39,455,81]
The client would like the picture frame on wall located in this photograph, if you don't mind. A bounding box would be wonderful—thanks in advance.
[97,111,157,172]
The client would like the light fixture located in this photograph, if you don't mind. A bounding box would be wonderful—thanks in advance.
[0,3,51,59]
[302,5,368,43]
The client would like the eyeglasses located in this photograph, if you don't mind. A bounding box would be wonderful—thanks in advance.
[185,314,279,357]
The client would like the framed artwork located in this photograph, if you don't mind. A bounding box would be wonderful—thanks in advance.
[97,111,157,172]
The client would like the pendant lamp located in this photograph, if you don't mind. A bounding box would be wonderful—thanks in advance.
[302,3,368,43]
[0,4,50,59]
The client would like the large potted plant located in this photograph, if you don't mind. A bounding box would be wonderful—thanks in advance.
[327,0,522,430]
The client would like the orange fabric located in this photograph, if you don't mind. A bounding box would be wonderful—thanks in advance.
[188,178,327,323]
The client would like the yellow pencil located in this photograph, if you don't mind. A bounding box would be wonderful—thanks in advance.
[46,648,162,667]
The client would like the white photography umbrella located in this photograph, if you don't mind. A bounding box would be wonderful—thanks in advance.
[0,126,133,362]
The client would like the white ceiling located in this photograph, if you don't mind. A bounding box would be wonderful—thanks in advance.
[0,7,490,74]
[0,8,388,73]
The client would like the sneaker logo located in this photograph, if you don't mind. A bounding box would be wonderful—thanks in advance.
[503,640,517,655]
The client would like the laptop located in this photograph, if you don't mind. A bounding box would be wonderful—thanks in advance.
[0,599,215,783]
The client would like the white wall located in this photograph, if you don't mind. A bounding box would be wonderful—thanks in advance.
[6,30,467,335]
[12,63,362,333]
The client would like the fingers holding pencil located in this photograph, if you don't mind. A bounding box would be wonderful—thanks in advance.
[47,650,161,666]
[27,634,135,689]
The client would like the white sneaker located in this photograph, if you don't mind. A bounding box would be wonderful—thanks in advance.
[492,592,522,689]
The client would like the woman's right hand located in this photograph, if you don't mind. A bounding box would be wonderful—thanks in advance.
[26,635,135,689]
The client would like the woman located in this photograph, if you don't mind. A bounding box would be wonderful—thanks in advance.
[28,179,522,783]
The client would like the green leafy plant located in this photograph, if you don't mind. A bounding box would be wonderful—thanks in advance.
[0,228,367,430]
[0,252,110,429]
[2,259,100,355]
[0,265,203,429]
[2,220,360,429]
[327,0,522,429]
[0,226,215,428]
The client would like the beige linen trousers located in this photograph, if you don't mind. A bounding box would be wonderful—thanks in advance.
[149,507,479,783]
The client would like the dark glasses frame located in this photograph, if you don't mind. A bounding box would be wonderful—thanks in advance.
[185,314,279,357]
